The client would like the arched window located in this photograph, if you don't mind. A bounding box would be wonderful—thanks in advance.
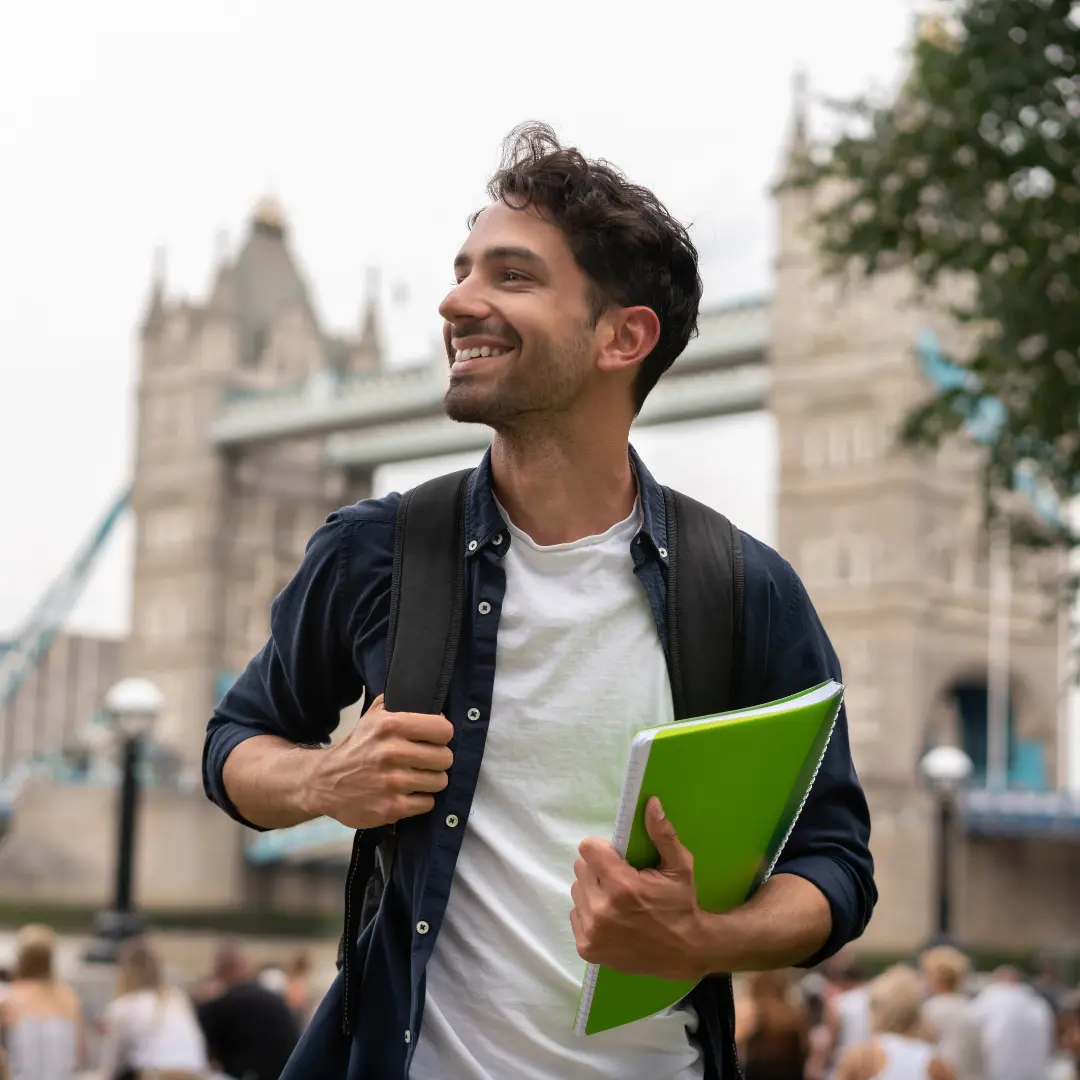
[944,679,1045,790]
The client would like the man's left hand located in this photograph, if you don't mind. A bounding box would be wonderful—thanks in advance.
[569,796,707,982]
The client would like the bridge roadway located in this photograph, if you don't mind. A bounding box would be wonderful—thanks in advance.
[209,297,772,465]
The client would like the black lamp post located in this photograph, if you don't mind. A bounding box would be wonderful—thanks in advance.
[919,744,974,947]
[85,677,164,964]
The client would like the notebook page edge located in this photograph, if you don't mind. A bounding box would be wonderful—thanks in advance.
[573,728,657,1035]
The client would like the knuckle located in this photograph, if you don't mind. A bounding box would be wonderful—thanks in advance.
[378,712,401,737]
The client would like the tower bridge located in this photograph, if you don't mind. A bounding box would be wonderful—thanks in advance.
[1,156,1077,949]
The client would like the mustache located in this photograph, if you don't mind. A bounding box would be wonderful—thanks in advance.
[448,319,520,346]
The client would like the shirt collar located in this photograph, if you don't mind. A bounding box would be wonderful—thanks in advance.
[463,442,668,558]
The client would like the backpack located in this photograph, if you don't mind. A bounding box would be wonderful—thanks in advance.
[337,467,744,1066]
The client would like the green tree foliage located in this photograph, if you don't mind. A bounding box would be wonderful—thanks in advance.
[789,0,1080,544]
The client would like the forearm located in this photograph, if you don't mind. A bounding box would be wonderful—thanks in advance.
[221,734,327,829]
[697,872,832,974]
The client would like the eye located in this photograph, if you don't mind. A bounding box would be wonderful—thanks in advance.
[500,269,529,283]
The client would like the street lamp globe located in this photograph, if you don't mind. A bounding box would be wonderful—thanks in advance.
[920,744,974,795]
[104,678,165,741]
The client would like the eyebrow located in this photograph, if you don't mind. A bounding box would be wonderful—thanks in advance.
[453,246,547,271]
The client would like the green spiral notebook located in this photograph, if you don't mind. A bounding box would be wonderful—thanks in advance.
[573,679,844,1036]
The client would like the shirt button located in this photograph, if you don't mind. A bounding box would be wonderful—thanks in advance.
[477,601,491,615]
[405,1030,411,1044]
[658,546,668,558]
[416,920,430,935]
[467,707,481,722]
[492,533,504,545]
[467,539,478,552]
[446,814,459,828]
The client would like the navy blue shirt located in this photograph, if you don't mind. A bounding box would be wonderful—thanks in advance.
[204,447,876,1080]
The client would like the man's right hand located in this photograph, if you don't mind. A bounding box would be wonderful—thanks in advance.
[305,694,455,830]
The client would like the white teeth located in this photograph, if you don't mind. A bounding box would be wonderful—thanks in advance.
[452,345,510,363]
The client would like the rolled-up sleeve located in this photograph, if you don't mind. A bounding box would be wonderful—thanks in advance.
[202,511,368,828]
[740,537,878,965]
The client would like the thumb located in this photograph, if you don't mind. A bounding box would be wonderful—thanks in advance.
[645,797,693,875]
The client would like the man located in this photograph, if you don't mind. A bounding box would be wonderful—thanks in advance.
[195,942,300,1080]
[204,123,877,1079]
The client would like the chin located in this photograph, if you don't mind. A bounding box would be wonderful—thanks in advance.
[443,383,500,426]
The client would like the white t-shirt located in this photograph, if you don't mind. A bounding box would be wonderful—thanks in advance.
[98,988,209,1076]
[410,500,704,1080]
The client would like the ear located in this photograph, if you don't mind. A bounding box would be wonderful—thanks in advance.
[595,305,661,377]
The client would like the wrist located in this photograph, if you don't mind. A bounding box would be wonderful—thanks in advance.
[294,745,332,820]
[690,910,736,979]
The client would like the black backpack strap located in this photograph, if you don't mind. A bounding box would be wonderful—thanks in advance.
[662,486,745,1080]
[662,487,744,721]
[340,468,473,1035]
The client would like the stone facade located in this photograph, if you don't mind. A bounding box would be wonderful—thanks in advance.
[771,130,1070,950]
[128,199,371,766]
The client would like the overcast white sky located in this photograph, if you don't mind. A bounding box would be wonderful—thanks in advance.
[0,0,921,638]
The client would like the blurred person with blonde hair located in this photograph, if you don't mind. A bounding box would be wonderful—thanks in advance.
[919,946,983,1080]
[0,924,83,1080]
[96,936,209,1080]
[835,965,955,1080]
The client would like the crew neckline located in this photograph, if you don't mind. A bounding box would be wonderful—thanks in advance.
[494,496,642,553]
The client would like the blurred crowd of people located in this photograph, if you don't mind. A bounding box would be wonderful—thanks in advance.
[734,948,1080,1080]
[0,924,315,1080]
[1,922,1079,1080]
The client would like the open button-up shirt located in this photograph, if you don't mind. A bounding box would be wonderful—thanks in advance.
[204,447,877,1080]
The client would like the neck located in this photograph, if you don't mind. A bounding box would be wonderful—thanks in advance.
[489,422,636,546]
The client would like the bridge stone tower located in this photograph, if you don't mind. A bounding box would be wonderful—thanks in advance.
[770,105,1065,948]
[128,198,376,765]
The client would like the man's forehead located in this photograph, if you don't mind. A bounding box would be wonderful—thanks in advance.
[457,201,559,259]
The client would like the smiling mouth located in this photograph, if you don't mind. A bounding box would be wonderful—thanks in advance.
[451,345,513,362]
[449,345,515,375]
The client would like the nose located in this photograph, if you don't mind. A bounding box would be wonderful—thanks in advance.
[439,274,490,325]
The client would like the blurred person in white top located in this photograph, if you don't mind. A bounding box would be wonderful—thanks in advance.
[969,966,1054,1080]
[919,946,984,1080]
[97,937,209,1080]
[0,925,83,1080]
[834,965,955,1080]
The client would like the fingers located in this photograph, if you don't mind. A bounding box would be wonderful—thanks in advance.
[393,793,438,820]
[372,705,455,747]
[395,768,451,795]
[644,797,693,874]
[384,741,454,773]
[578,838,631,888]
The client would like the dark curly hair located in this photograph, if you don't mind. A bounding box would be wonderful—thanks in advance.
[473,122,702,414]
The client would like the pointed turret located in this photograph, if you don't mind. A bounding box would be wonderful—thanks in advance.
[358,267,381,356]
[140,247,167,336]
[207,229,236,315]
[780,68,811,181]
[231,194,318,366]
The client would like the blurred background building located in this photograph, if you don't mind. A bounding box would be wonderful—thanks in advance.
[0,104,1076,957]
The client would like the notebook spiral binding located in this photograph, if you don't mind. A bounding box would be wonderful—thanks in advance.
[760,710,839,885]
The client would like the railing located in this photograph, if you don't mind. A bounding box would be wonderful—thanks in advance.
[209,297,772,449]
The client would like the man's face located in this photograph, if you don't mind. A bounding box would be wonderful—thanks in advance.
[439,201,598,428]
